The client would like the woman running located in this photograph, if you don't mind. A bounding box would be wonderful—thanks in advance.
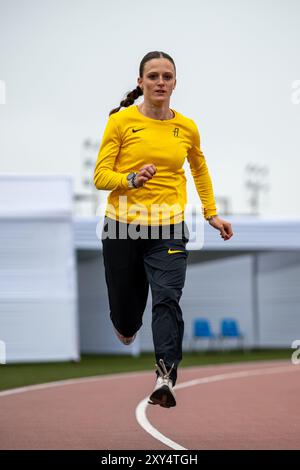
[94,50,233,408]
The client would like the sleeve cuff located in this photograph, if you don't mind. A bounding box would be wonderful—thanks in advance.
[120,174,128,190]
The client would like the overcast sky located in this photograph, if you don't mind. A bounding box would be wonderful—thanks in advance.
[1,0,300,217]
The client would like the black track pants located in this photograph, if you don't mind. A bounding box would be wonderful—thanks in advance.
[101,217,189,385]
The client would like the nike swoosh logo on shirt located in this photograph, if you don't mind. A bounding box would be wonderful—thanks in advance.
[168,249,185,254]
[132,128,146,133]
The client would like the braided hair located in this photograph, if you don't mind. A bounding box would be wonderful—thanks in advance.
[109,51,176,116]
[109,86,143,116]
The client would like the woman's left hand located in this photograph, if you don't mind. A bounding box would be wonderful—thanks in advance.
[208,216,233,241]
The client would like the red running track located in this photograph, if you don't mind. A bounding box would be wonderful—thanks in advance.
[0,360,299,450]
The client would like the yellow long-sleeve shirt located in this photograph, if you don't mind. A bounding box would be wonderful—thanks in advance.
[94,104,218,225]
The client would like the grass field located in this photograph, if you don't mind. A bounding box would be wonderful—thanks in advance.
[0,349,292,392]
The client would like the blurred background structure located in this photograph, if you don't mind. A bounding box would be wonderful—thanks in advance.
[0,0,300,362]
[0,174,300,362]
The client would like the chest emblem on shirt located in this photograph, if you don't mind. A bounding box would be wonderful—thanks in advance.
[132,128,146,133]
[173,127,180,137]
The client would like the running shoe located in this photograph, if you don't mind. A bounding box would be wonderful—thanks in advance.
[148,359,176,408]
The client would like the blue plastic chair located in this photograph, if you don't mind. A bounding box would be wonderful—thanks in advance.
[191,318,217,351]
[219,318,244,349]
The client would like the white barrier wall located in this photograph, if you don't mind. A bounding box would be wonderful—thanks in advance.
[0,175,79,362]
[76,249,255,355]
[258,252,300,347]
[75,217,300,353]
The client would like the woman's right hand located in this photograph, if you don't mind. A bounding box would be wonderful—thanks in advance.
[134,164,156,187]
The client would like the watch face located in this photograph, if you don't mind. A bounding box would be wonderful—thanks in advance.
[127,172,135,181]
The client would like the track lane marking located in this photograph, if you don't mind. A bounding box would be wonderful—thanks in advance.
[135,364,300,450]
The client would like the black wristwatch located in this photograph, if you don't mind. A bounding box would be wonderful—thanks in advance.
[126,172,137,189]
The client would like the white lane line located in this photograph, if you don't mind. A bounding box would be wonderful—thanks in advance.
[136,398,187,450]
[135,364,300,451]
[0,360,288,398]
[0,370,151,398]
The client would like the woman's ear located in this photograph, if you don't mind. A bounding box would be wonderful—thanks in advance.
[137,77,143,90]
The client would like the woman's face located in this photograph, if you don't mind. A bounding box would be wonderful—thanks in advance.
[137,58,176,105]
